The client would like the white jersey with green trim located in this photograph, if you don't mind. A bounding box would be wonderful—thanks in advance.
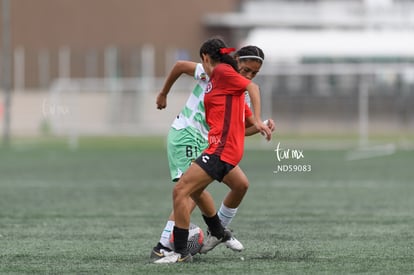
[171,63,210,140]
[244,91,251,108]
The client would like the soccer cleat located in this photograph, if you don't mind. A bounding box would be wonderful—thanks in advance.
[224,228,244,252]
[153,252,193,264]
[199,229,231,254]
[149,242,172,260]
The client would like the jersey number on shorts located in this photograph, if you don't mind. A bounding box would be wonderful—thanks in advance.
[186,145,200,158]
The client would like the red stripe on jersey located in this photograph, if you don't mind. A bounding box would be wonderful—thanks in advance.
[214,95,232,156]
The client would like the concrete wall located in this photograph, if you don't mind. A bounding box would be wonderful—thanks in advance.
[0,0,240,87]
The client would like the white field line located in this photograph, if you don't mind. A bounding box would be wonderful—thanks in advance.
[346,143,396,161]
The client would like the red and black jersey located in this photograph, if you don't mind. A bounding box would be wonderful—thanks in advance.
[204,63,251,166]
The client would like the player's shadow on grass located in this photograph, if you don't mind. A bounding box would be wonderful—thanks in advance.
[250,250,316,262]
[194,250,316,263]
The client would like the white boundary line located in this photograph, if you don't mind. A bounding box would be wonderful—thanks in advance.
[345,143,396,161]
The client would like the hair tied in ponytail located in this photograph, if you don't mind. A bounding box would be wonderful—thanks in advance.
[219,47,236,55]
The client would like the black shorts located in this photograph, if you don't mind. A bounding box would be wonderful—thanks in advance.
[194,153,235,182]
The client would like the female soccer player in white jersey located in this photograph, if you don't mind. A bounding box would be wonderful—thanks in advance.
[150,44,275,261]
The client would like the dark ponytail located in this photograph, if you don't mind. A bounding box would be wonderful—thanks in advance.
[199,37,238,72]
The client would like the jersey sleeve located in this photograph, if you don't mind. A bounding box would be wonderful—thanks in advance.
[194,63,209,82]
[216,64,251,95]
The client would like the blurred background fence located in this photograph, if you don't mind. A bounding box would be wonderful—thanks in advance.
[4,51,414,141]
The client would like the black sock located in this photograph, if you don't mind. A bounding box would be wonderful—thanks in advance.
[202,213,225,238]
[173,226,189,255]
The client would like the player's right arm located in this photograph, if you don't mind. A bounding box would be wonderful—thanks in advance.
[246,82,272,141]
[156,61,198,110]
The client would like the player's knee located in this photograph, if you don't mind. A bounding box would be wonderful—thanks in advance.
[242,179,249,193]
[173,181,186,202]
[235,179,249,194]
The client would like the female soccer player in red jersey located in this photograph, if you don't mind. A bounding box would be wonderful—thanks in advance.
[155,38,272,264]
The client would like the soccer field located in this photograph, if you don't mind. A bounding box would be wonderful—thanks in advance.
[1,136,413,274]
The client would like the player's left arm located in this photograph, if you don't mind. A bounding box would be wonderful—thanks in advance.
[245,115,275,136]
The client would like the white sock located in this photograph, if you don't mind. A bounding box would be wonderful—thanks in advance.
[159,220,175,249]
[218,202,238,228]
